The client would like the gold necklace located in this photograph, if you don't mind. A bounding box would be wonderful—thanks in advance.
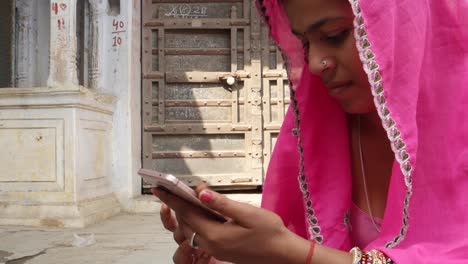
[357,116,381,233]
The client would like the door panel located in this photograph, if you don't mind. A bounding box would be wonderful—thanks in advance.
[142,0,265,189]
[142,0,287,190]
[260,27,290,172]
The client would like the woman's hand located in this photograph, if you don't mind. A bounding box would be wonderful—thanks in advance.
[154,185,310,264]
[158,192,217,264]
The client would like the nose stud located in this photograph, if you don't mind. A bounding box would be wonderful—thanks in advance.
[321,59,328,69]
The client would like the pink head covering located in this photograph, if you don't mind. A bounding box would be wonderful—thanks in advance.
[259,0,468,262]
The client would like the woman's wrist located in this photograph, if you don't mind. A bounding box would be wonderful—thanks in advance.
[273,228,354,264]
[273,227,310,264]
[311,244,353,264]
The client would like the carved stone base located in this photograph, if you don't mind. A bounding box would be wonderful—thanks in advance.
[0,86,120,227]
[0,194,121,228]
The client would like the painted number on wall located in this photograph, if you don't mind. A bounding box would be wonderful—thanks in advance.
[112,19,126,47]
[51,2,67,15]
[51,2,67,30]
[165,5,208,18]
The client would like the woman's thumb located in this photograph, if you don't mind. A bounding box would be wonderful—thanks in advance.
[197,188,257,227]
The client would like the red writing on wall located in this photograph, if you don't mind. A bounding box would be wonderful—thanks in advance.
[112,19,126,47]
[51,2,67,15]
[51,2,58,14]
[52,2,67,30]
[57,18,65,30]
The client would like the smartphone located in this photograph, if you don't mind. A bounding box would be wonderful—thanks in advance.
[138,168,226,222]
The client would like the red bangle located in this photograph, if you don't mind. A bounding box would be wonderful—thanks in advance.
[305,241,316,264]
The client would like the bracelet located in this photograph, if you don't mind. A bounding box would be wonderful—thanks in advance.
[304,240,316,264]
[350,247,362,264]
[349,247,393,264]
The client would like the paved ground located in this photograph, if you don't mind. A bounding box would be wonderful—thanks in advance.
[0,194,261,264]
[0,213,177,264]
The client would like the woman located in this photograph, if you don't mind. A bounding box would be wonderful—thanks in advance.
[154,0,468,263]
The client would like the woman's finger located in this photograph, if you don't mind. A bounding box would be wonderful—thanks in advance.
[173,241,194,264]
[178,217,243,256]
[160,202,178,232]
[196,251,214,264]
[154,188,223,228]
[173,241,214,264]
[177,219,213,255]
[154,187,246,243]
[196,188,259,227]
[173,226,186,245]
[154,188,193,215]
[176,218,201,249]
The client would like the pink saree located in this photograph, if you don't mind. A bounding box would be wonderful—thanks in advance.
[259,0,468,263]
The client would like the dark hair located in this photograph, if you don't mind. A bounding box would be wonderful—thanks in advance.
[256,0,270,25]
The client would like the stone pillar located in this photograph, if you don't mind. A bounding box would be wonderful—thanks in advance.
[47,0,79,87]
[15,0,34,88]
[88,0,109,90]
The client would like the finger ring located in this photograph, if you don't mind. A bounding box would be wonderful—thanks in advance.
[189,232,199,249]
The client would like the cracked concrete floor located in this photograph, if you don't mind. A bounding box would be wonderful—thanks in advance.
[0,213,177,264]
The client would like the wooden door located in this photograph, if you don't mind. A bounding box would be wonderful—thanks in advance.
[142,0,286,190]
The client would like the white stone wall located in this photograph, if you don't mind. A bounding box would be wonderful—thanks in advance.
[0,0,144,226]
[105,0,143,210]
[74,0,143,208]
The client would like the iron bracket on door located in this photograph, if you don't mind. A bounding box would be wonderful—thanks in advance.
[219,71,251,92]
[165,71,250,84]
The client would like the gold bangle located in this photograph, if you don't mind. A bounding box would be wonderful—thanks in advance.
[368,250,380,264]
[367,249,392,264]
[350,248,393,264]
[349,247,362,264]
[376,250,392,264]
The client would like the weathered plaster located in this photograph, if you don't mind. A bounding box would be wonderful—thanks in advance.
[47,0,79,87]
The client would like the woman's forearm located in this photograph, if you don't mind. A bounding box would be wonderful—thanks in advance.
[311,244,353,264]
[278,230,353,264]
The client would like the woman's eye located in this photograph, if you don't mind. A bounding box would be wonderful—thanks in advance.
[321,29,351,45]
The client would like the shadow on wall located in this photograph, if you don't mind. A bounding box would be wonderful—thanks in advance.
[0,0,50,88]
[108,0,120,16]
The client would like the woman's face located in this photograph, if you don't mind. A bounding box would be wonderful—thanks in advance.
[283,0,375,114]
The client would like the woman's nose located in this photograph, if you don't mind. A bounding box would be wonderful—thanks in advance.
[306,47,336,77]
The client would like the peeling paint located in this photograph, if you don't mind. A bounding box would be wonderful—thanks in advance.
[48,0,79,87]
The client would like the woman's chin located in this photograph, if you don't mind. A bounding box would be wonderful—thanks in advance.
[339,100,376,114]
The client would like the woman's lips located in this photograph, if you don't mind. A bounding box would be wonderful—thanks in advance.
[326,81,353,97]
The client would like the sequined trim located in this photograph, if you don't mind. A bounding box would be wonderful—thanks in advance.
[348,0,414,248]
[290,88,324,243]
[291,128,299,136]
